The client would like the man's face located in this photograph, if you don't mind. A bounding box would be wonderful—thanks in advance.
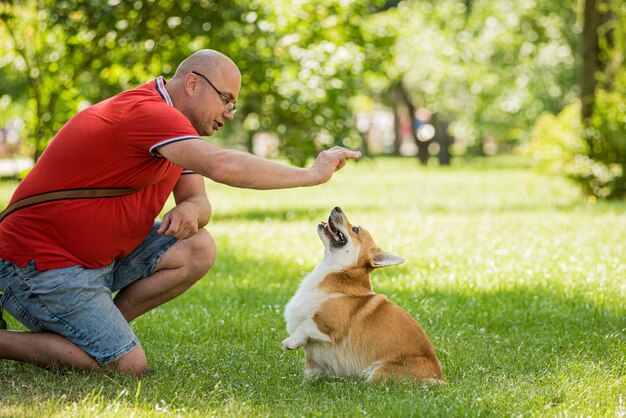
[189,69,240,136]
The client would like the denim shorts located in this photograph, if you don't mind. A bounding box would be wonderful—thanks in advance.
[0,222,178,366]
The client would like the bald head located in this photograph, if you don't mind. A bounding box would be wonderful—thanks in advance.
[165,49,241,136]
[173,49,240,81]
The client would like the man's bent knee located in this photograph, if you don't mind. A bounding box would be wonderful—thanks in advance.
[189,228,217,276]
[158,228,216,280]
[110,345,148,377]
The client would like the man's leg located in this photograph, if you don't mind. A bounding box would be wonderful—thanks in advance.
[0,258,150,376]
[0,330,148,375]
[0,330,100,371]
[0,227,215,376]
[113,228,216,322]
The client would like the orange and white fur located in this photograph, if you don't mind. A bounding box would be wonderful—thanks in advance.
[282,207,443,384]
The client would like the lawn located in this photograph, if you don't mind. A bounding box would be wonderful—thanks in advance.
[0,156,625,417]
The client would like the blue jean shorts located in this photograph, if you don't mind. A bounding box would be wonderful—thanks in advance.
[0,222,178,366]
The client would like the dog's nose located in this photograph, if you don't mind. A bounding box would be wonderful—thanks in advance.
[334,206,342,213]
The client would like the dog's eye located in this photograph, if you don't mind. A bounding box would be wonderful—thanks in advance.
[352,227,360,234]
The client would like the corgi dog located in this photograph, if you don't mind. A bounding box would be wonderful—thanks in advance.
[282,207,443,384]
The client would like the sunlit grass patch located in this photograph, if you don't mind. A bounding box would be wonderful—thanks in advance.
[1,156,624,417]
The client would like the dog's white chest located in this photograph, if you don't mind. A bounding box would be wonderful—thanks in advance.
[284,264,339,334]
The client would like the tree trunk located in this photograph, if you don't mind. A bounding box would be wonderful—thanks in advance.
[464,0,472,15]
[431,115,452,166]
[391,87,402,156]
[246,130,255,154]
[394,83,430,164]
[581,0,599,125]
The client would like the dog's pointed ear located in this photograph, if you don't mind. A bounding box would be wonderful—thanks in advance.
[371,251,404,268]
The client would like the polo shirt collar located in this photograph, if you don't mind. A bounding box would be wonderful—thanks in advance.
[155,76,174,107]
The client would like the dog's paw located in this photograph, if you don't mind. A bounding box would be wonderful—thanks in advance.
[304,367,324,378]
[281,337,300,350]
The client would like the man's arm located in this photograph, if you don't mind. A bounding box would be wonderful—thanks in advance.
[158,174,211,239]
[157,139,361,190]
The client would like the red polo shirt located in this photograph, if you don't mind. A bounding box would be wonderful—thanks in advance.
[0,77,203,269]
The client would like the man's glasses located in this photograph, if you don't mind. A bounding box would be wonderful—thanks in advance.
[191,71,237,114]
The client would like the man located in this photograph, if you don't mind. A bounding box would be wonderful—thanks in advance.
[0,49,361,376]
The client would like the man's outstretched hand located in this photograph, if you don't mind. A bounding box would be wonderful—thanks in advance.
[309,146,362,185]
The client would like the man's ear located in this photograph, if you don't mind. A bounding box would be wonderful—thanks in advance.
[371,251,404,268]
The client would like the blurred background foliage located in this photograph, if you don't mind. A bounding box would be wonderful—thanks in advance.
[0,0,625,198]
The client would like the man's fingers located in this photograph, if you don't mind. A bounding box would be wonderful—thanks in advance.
[160,217,197,239]
[159,214,179,236]
[329,148,360,169]
[344,150,362,159]
[158,217,170,234]
[331,146,361,158]
[320,147,361,162]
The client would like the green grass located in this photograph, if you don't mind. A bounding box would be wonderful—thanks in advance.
[1,156,625,417]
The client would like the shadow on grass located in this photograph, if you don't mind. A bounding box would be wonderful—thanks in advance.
[211,206,331,222]
[209,201,600,223]
[210,205,388,223]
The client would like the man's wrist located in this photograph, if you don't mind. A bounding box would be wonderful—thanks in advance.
[303,167,323,187]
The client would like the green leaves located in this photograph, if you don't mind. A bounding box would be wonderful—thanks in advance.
[392,0,579,153]
[1,0,623,173]
[1,0,375,164]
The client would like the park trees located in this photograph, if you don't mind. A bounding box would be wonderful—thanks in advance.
[1,0,625,197]
[0,0,375,165]
[388,0,579,156]
[0,0,250,160]
[530,0,626,198]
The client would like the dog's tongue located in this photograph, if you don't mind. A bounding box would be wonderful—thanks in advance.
[328,216,337,233]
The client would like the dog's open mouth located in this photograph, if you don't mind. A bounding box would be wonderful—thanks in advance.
[320,215,347,247]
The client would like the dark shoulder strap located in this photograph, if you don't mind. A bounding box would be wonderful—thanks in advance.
[0,188,141,224]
